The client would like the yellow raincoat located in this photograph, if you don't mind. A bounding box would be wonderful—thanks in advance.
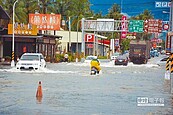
[90,59,101,72]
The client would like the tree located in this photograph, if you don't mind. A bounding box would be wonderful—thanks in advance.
[106,4,122,20]
[0,0,29,24]
[121,39,130,53]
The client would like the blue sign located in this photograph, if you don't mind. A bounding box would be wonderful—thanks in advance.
[155,1,171,8]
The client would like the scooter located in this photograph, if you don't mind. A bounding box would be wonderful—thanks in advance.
[90,66,99,75]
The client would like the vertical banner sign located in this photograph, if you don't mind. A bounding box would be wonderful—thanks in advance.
[115,39,119,46]
[110,39,115,51]
[166,32,173,53]
[121,16,127,39]
[85,34,95,42]
[29,14,61,30]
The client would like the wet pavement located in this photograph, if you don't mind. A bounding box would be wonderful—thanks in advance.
[0,56,173,115]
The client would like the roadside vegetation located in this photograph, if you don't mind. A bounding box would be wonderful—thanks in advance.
[1,0,162,62]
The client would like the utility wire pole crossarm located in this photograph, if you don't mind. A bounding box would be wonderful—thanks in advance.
[11,0,19,67]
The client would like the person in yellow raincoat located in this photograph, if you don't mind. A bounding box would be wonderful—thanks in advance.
[90,59,101,74]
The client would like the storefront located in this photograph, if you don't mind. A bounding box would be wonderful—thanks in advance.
[0,34,62,61]
[0,6,63,62]
[0,5,10,59]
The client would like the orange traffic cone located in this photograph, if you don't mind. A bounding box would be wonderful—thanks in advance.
[36,81,43,97]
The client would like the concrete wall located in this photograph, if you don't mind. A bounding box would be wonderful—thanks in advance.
[51,30,82,52]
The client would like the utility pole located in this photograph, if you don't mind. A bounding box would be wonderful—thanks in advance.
[170,0,173,93]
[69,17,71,52]
[11,0,19,67]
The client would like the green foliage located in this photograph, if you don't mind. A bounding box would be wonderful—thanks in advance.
[121,39,130,53]
[98,56,107,59]
[106,4,122,19]
[67,53,74,62]
[55,54,64,62]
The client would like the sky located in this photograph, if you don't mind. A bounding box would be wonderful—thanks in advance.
[89,0,170,21]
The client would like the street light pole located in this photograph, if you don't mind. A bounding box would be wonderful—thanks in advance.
[76,17,93,62]
[11,0,19,67]
[121,0,123,14]
[76,18,81,62]
[69,17,71,52]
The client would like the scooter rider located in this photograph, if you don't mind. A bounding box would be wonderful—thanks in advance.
[90,59,101,74]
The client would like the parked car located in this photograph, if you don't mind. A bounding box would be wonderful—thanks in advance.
[150,49,159,58]
[156,56,169,66]
[16,53,46,70]
[160,50,166,55]
[111,52,120,60]
[115,55,128,66]
[84,55,98,63]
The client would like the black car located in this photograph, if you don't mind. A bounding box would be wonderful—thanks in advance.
[115,55,128,66]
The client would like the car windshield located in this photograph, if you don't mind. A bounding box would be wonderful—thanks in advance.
[160,57,169,61]
[86,56,97,60]
[117,55,127,59]
[20,55,39,61]
[113,52,120,56]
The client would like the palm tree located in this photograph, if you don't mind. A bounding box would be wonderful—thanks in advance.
[107,4,122,20]
[0,0,27,23]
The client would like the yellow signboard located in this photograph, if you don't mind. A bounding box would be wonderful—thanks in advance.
[8,23,38,35]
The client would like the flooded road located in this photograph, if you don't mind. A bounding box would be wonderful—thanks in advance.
[0,56,173,115]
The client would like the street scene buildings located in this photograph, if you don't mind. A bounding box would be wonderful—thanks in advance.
[0,0,173,115]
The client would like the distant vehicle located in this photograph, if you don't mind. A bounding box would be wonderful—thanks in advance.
[160,50,166,55]
[114,55,128,66]
[111,52,120,60]
[150,49,159,57]
[16,53,46,70]
[129,40,150,64]
[123,50,129,60]
[84,56,97,63]
[156,56,169,66]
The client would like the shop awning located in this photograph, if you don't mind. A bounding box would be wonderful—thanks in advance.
[0,35,43,38]
[0,6,10,20]
[37,33,63,40]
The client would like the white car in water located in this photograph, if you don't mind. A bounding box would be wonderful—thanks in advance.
[84,56,98,63]
[16,53,46,70]
[110,52,120,61]
[156,56,169,66]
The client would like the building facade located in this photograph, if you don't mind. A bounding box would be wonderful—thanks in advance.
[0,6,62,62]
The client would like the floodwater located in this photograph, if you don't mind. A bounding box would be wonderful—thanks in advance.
[0,56,173,115]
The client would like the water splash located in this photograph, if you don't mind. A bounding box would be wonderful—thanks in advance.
[0,67,78,74]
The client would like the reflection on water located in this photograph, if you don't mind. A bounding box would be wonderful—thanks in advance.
[164,80,171,93]
[0,60,172,115]
[36,97,42,104]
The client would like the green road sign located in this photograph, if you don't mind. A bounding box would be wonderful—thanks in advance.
[128,20,144,32]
